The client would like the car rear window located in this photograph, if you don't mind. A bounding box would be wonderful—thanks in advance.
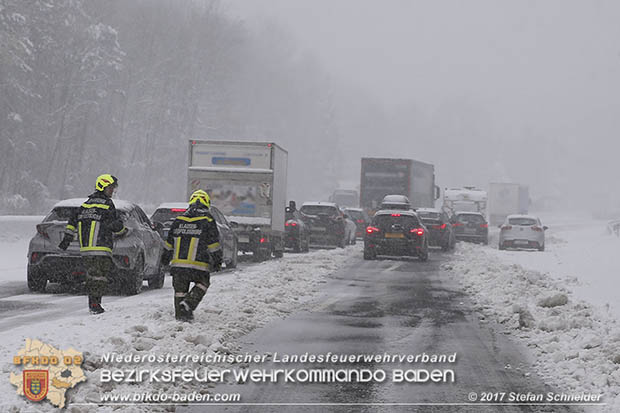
[372,214,420,230]
[151,208,186,223]
[345,210,364,220]
[508,217,537,226]
[457,214,485,224]
[300,205,339,216]
[417,211,440,219]
[44,207,78,222]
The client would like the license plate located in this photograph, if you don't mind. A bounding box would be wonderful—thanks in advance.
[238,235,250,243]
[465,228,477,234]
[385,233,404,239]
[312,227,326,232]
[514,240,528,245]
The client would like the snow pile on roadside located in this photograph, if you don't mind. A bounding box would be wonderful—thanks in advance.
[443,242,620,412]
[1,245,360,412]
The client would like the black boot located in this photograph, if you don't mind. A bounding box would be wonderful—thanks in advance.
[176,301,193,322]
[89,296,105,314]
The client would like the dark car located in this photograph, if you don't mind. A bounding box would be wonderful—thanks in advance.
[151,202,238,268]
[300,202,347,248]
[284,201,310,252]
[364,209,429,261]
[416,208,455,251]
[344,207,371,239]
[27,199,165,294]
[452,211,489,244]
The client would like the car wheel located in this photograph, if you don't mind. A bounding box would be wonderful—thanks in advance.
[538,243,545,252]
[148,259,165,289]
[27,266,47,293]
[483,238,488,245]
[363,248,375,260]
[499,242,505,250]
[303,236,310,252]
[125,254,144,295]
[293,237,302,253]
[274,248,284,259]
[227,239,238,269]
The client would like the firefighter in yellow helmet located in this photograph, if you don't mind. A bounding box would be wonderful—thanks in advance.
[58,174,128,314]
[161,190,222,321]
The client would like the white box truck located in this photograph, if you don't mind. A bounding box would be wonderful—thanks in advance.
[488,183,529,225]
[187,140,288,261]
[443,187,488,215]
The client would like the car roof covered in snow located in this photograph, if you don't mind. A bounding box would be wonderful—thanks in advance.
[343,207,363,212]
[155,202,189,210]
[455,211,485,217]
[381,194,410,204]
[506,214,539,220]
[53,198,135,211]
[301,202,338,208]
[374,209,418,217]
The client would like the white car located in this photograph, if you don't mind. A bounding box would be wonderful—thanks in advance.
[498,214,548,251]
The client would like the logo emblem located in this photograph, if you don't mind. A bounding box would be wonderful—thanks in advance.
[23,370,48,402]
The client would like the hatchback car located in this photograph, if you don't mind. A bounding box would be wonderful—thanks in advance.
[151,202,238,268]
[284,202,310,252]
[379,194,412,211]
[344,207,371,239]
[364,210,428,261]
[452,211,489,244]
[300,202,347,248]
[28,199,165,294]
[416,208,455,251]
[499,214,547,251]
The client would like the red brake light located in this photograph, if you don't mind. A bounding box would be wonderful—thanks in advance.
[480,223,488,228]
[433,223,447,230]
[531,226,543,232]
[366,226,380,234]
[452,222,463,227]
[192,140,196,145]
[260,237,266,243]
[123,256,129,266]
[410,228,425,236]
[36,225,49,239]
[171,208,186,212]
[391,213,401,217]
[31,252,39,263]
[501,225,512,230]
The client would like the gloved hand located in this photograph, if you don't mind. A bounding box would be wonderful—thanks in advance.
[58,235,72,250]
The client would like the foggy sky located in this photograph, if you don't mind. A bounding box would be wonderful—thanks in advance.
[226,0,620,209]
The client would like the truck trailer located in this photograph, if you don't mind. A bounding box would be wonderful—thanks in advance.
[360,157,439,213]
[488,183,529,225]
[187,140,288,261]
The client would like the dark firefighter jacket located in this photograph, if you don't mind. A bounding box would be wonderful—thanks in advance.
[163,205,222,272]
[63,191,127,255]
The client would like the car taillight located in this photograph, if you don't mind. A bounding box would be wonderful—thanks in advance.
[480,223,488,228]
[260,237,267,243]
[391,213,401,217]
[285,221,297,227]
[31,252,39,263]
[410,228,425,236]
[531,226,543,232]
[366,226,380,234]
[501,225,512,230]
[171,208,186,212]
[36,224,50,239]
[452,222,463,227]
[433,224,447,230]
[123,256,130,266]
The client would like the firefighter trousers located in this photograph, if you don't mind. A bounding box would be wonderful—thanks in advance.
[170,267,211,318]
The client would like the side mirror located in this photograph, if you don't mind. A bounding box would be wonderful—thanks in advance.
[543,226,548,230]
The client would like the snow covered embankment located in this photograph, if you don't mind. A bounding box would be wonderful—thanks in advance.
[443,242,620,412]
[1,245,359,412]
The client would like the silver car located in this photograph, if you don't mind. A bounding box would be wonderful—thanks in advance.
[498,214,548,251]
[27,199,165,294]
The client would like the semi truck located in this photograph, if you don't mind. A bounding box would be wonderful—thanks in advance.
[488,183,529,225]
[443,187,488,215]
[187,140,288,261]
[360,158,440,213]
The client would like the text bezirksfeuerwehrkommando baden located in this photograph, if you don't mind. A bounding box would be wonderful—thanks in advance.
[100,351,457,365]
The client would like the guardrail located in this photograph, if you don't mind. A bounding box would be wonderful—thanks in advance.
[607,219,620,236]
